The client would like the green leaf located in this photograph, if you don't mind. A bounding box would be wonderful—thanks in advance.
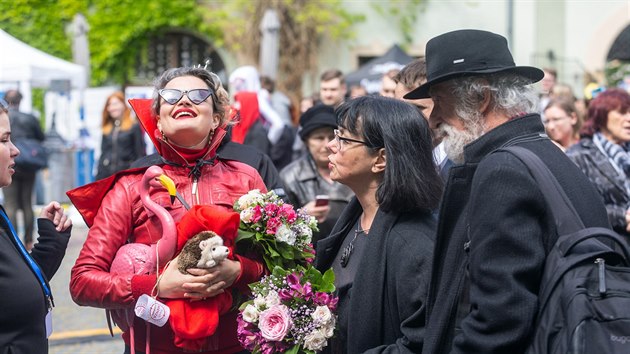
[284,345,300,354]
[236,230,255,243]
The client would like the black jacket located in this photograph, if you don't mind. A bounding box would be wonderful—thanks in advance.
[0,207,71,354]
[95,123,146,180]
[316,198,435,354]
[566,138,630,238]
[423,115,610,354]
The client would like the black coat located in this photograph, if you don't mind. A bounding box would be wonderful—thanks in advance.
[566,138,630,238]
[423,115,610,354]
[316,198,435,354]
[95,123,146,180]
[0,207,71,354]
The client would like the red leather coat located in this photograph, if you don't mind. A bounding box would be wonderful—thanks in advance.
[68,101,267,353]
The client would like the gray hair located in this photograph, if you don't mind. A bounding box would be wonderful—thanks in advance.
[448,73,539,123]
[152,67,230,126]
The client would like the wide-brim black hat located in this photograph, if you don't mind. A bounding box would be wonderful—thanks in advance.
[404,29,544,99]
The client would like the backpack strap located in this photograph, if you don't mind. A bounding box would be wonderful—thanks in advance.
[500,145,584,234]
[500,146,629,258]
[498,146,630,313]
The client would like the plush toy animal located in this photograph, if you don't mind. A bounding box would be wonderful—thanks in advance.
[177,231,229,273]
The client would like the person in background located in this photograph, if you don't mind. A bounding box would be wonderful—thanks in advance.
[280,104,354,244]
[0,98,72,354]
[393,58,450,180]
[300,93,319,114]
[379,68,399,98]
[95,91,146,180]
[2,89,45,250]
[567,88,630,239]
[403,29,610,353]
[316,96,443,353]
[260,75,294,126]
[539,67,558,114]
[319,69,347,108]
[69,66,268,354]
[348,84,368,98]
[230,66,293,170]
[543,97,581,151]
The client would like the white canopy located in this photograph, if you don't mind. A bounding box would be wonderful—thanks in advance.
[0,29,86,111]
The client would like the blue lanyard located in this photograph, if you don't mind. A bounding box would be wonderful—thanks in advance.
[0,210,53,308]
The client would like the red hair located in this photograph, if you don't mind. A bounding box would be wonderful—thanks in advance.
[580,88,630,138]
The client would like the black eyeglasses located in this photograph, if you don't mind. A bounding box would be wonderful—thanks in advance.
[158,88,213,105]
[333,129,369,151]
[0,98,8,113]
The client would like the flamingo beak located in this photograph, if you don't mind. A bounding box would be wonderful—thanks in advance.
[157,174,177,204]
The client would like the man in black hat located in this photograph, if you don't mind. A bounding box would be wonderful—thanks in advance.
[405,29,610,353]
[279,104,354,243]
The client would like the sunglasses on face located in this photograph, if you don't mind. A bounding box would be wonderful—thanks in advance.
[158,88,214,105]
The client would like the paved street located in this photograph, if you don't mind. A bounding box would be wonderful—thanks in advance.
[48,217,125,354]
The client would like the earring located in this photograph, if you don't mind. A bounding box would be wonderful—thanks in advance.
[207,129,215,145]
[160,129,168,142]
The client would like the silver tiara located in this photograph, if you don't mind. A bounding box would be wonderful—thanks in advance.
[194,59,222,86]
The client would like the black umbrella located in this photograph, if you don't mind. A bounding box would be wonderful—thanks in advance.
[345,44,413,94]
[607,24,630,61]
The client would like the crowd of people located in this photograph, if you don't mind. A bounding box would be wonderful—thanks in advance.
[2,27,630,354]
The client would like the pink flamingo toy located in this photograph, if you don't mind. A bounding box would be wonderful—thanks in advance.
[108,165,179,354]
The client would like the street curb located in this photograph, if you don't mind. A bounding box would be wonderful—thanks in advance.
[49,328,122,346]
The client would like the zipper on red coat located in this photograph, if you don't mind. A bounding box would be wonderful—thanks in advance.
[192,176,200,205]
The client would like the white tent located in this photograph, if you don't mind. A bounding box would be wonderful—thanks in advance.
[0,29,86,111]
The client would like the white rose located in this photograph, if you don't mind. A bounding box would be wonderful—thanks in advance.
[237,190,262,210]
[254,295,266,309]
[311,305,332,324]
[242,304,259,323]
[303,328,328,351]
[265,291,280,307]
[275,225,296,246]
[240,208,254,223]
[322,317,336,338]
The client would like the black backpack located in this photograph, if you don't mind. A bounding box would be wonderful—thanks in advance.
[500,146,630,354]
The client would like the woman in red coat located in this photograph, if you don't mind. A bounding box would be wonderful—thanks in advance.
[69,66,267,354]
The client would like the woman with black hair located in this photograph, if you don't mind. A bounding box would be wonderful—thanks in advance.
[315,96,443,353]
[280,104,354,244]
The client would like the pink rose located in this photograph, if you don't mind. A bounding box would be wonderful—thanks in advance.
[258,304,292,342]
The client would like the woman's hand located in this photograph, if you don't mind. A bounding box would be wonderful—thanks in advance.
[39,201,72,232]
[303,200,330,224]
[157,256,241,300]
[625,208,630,233]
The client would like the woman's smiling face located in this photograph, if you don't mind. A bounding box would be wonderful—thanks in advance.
[158,75,220,149]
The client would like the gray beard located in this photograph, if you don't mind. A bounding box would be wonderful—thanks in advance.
[437,118,485,164]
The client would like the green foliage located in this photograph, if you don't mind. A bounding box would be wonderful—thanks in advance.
[605,59,630,88]
[0,0,364,94]
[0,0,219,86]
[0,0,83,60]
[372,0,429,47]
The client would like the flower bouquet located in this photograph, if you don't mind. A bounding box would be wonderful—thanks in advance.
[234,189,318,270]
[237,266,338,354]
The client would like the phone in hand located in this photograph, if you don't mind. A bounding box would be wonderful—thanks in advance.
[315,195,330,207]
